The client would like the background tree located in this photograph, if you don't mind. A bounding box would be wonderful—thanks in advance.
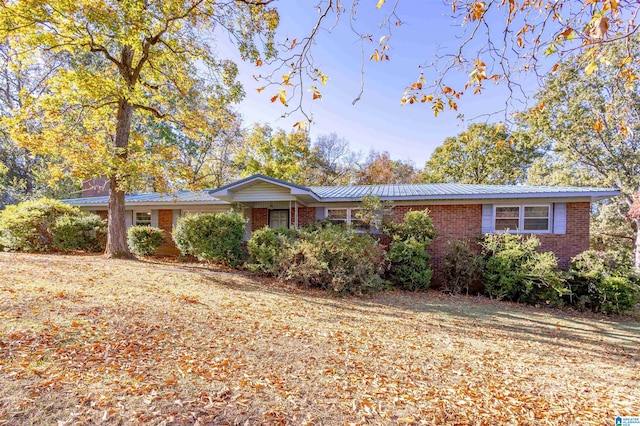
[524,38,640,268]
[307,133,359,186]
[355,150,419,185]
[234,124,315,185]
[1,0,279,257]
[422,123,545,185]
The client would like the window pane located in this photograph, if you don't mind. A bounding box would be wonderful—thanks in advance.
[135,212,151,226]
[496,206,519,218]
[524,206,549,218]
[495,218,519,230]
[269,210,289,229]
[327,209,347,223]
[524,218,549,231]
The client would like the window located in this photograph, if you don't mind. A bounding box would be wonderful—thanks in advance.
[269,210,289,229]
[494,205,550,233]
[135,212,152,226]
[495,206,520,231]
[326,208,348,225]
[325,208,372,232]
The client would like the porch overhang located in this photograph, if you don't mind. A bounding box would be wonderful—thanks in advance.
[209,174,320,205]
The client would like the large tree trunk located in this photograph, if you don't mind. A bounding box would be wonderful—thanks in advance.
[634,218,640,271]
[105,99,134,258]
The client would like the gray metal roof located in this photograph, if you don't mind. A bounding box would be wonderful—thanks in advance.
[308,183,620,200]
[63,190,226,206]
[64,175,620,207]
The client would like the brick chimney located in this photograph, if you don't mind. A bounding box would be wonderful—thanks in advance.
[82,177,110,198]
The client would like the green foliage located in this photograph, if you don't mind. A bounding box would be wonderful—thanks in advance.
[481,233,567,305]
[235,124,315,185]
[0,198,79,252]
[383,210,436,245]
[52,214,106,252]
[127,226,164,256]
[568,250,639,314]
[386,237,432,290]
[280,224,387,295]
[442,240,483,295]
[423,123,546,185]
[354,195,394,234]
[173,212,245,265]
[246,226,296,274]
[383,209,435,290]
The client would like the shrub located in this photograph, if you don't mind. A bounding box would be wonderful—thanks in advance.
[246,226,297,274]
[127,226,164,256]
[173,211,245,265]
[280,223,387,294]
[386,237,432,290]
[0,198,80,252]
[383,209,436,244]
[568,250,639,314]
[383,209,436,290]
[442,240,483,295]
[52,214,107,252]
[481,233,567,305]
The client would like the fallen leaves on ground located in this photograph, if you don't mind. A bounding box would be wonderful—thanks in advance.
[0,253,638,425]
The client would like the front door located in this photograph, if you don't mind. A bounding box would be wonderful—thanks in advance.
[269,209,289,229]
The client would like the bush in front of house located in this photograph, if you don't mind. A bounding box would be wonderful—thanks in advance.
[246,226,297,274]
[383,209,436,245]
[386,237,432,291]
[172,211,245,265]
[442,240,483,295]
[481,233,567,305]
[280,223,387,294]
[127,226,164,256]
[383,209,436,290]
[52,213,107,252]
[0,198,82,252]
[567,250,639,314]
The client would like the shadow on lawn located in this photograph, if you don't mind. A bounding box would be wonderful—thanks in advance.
[144,259,640,363]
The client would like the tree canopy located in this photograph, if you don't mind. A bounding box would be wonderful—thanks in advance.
[422,123,544,185]
[0,0,279,257]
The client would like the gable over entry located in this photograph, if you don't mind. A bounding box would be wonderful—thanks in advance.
[209,174,321,231]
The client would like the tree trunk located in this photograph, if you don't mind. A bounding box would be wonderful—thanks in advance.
[634,218,640,271]
[105,99,134,258]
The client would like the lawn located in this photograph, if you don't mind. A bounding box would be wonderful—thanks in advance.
[0,253,638,425]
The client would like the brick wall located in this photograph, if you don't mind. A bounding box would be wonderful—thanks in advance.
[95,210,108,220]
[252,208,268,231]
[155,210,180,256]
[538,202,590,268]
[291,206,316,228]
[392,204,482,271]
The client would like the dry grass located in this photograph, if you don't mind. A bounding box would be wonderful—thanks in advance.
[0,252,638,425]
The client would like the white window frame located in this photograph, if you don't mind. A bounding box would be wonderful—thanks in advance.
[134,211,152,226]
[324,207,376,233]
[493,204,552,234]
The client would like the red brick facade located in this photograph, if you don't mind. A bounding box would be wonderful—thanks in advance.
[392,204,483,270]
[156,210,179,256]
[538,202,590,268]
[252,208,269,231]
[391,202,591,270]
[291,207,316,228]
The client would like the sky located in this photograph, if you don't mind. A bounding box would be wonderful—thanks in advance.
[215,1,542,167]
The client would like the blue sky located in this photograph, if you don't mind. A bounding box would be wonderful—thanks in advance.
[217,1,541,167]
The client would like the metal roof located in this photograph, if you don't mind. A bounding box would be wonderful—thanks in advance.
[64,176,620,207]
[308,183,620,200]
[62,190,226,206]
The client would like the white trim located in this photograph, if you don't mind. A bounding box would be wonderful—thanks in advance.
[493,204,552,234]
[134,210,152,226]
